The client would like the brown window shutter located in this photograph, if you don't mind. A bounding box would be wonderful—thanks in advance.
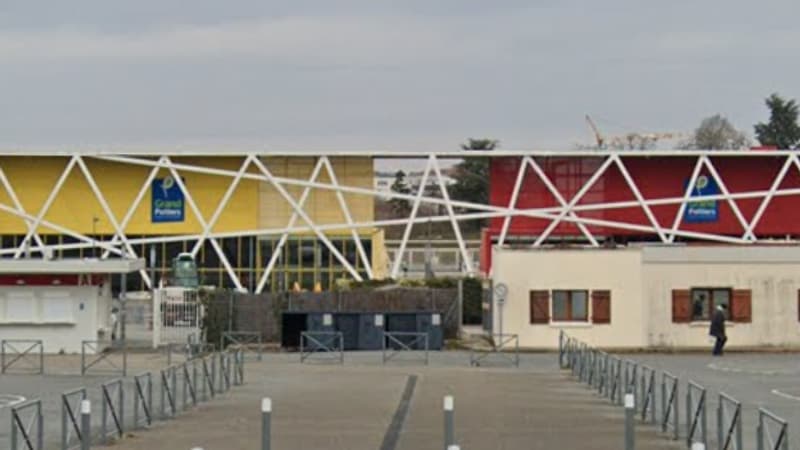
[731,289,752,323]
[529,290,550,324]
[591,290,611,324]
[671,289,691,323]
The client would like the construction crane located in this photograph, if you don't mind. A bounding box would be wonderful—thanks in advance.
[584,114,685,150]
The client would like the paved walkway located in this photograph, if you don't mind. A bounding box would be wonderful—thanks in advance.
[110,356,683,450]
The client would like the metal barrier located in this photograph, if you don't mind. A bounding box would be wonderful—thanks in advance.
[639,365,656,424]
[1,339,44,375]
[686,381,708,448]
[609,356,623,404]
[233,350,245,386]
[218,352,232,393]
[596,352,608,396]
[182,362,198,410]
[201,354,216,400]
[660,371,679,440]
[757,408,789,450]
[133,373,153,429]
[469,333,519,367]
[160,365,178,419]
[300,331,344,364]
[81,340,127,376]
[717,392,742,450]
[382,331,429,365]
[61,387,87,450]
[558,330,568,368]
[221,331,263,361]
[100,379,124,444]
[10,399,43,450]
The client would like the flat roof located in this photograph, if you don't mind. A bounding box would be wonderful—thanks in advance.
[0,148,794,157]
[0,258,146,274]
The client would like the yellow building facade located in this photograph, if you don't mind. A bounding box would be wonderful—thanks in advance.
[0,155,384,292]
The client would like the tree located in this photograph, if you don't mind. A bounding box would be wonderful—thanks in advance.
[450,138,497,206]
[754,93,800,149]
[680,114,750,150]
[389,170,411,217]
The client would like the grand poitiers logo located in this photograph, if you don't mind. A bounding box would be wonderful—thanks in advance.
[152,175,185,223]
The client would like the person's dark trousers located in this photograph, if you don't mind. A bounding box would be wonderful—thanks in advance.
[712,335,727,356]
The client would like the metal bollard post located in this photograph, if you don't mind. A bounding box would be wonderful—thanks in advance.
[262,398,271,450]
[691,443,705,450]
[444,395,455,450]
[448,446,461,450]
[624,393,635,450]
[81,400,91,450]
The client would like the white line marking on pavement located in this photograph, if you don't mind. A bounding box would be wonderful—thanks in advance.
[0,395,26,408]
[772,389,800,402]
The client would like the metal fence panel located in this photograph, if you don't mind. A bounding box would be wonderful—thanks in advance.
[221,331,263,361]
[300,332,344,364]
[100,379,124,444]
[639,365,656,424]
[10,399,43,450]
[81,341,127,377]
[717,392,742,450]
[61,387,87,450]
[757,408,789,450]
[661,371,679,440]
[469,333,519,368]
[160,366,178,419]
[686,380,708,448]
[382,331,429,365]
[133,373,153,429]
[1,340,44,375]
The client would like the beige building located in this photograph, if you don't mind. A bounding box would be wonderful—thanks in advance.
[491,245,800,350]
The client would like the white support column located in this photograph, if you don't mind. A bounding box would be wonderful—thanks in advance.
[613,155,668,242]
[0,167,46,254]
[255,158,327,294]
[667,156,704,243]
[250,157,363,282]
[391,156,433,279]
[527,157,599,246]
[320,157,374,280]
[163,157,245,292]
[744,154,798,240]
[534,156,614,246]
[431,155,474,274]
[700,156,754,241]
[190,156,253,257]
[497,157,528,246]
[14,156,78,258]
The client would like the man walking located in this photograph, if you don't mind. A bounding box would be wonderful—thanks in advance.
[709,304,727,356]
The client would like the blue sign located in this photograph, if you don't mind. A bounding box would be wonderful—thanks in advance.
[684,175,719,223]
[152,176,185,223]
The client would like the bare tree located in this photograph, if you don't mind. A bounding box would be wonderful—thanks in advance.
[680,114,750,150]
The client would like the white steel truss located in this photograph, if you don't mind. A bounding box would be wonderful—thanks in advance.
[2,150,800,291]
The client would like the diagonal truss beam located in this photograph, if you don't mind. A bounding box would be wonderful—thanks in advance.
[0,167,46,254]
[14,156,78,258]
[163,157,245,292]
[255,157,327,294]
[497,157,528,246]
[250,157,362,282]
[744,154,799,240]
[391,156,433,279]
[667,156,704,243]
[701,156,754,241]
[321,156,374,280]
[431,155,474,273]
[613,154,667,242]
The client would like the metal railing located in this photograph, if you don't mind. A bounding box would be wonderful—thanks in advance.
[717,392,742,450]
[201,354,216,400]
[81,340,127,376]
[61,387,86,450]
[221,331,263,361]
[218,352,232,393]
[661,371,680,441]
[686,381,707,448]
[757,408,789,450]
[639,365,656,424]
[469,333,519,367]
[623,360,638,406]
[133,372,153,428]
[300,331,344,364]
[160,366,178,419]
[182,362,198,410]
[1,339,44,374]
[10,399,43,450]
[233,350,245,386]
[100,379,124,444]
[609,356,623,404]
[382,331,430,365]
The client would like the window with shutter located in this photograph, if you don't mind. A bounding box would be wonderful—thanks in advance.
[591,290,611,324]
[731,289,752,323]
[672,289,691,323]
[529,290,550,324]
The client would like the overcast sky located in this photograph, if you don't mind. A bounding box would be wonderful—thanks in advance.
[1,0,799,152]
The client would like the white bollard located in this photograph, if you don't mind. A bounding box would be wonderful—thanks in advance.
[624,393,635,450]
[80,400,91,450]
[444,395,455,450]
[448,446,461,450]
[262,397,272,450]
[691,443,706,450]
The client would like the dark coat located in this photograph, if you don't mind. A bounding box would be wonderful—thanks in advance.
[709,309,726,338]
